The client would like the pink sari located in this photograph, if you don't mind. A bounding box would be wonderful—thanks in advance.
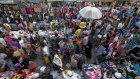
[5,35,12,44]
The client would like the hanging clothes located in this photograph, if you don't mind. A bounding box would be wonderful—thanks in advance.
[38,8,41,13]
[28,8,33,15]
[24,8,27,14]
[26,8,30,14]
[54,8,57,14]
[34,8,38,13]
[64,8,67,13]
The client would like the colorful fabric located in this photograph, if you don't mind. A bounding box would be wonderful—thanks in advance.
[28,8,33,15]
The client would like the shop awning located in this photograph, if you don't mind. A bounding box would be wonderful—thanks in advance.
[27,0,39,3]
[64,0,76,1]
[98,0,114,2]
[0,0,20,4]
[77,0,98,1]
[47,0,63,2]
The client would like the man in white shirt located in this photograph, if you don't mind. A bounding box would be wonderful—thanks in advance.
[18,37,27,54]
[0,53,7,64]
[18,37,25,49]
[117,21,124,34]
[0,38,6,46]
[42,46,50,56]
[117,21,124,29]
[105,22,112,33]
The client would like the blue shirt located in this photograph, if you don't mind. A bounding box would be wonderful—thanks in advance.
[1,61,15,71]
[96,45,105,57]
[67,28,72,35]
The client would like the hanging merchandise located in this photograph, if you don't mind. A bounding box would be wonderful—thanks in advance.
[34,8,38,13]
[26,8,30,14]
[54,8,57,14]
[28,8,34,15]
[64,8,67,13]
[24,8,27,14]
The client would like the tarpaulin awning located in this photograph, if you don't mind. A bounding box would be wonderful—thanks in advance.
[77,0,98,1]
[27,0,39,4]
[98,0,114,2]
[48,0,63,2]
[64,0,76,1]
[0,0,20,4]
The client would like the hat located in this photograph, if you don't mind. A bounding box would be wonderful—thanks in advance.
[40,66,46,73]
[62,70,79,79]
[112,65,116,67]
[115,72,122,78]
[79,22,86,28]
[53,54,62,67]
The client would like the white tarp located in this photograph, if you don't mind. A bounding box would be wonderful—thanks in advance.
[0,0,20,4]
[77,0,98,1]
[64,0,76,1]
[47,0,63,1]
[0,0,13,2]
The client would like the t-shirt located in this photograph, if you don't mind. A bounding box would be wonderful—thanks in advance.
[43,46,50,56]
[118,23,124,29]
[96,45,105,57]
[105,24,112,33]
[0,53,7,63]
[58,41,65,48]
[11,24,18,31]
[75,29,82,37]
[19,40,25,48]
[0,38,6,46]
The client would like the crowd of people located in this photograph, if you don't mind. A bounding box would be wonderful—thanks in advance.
[0,1,140,79]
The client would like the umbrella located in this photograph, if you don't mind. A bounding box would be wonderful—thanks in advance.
[79,22,86,28]
[79,6,102,19]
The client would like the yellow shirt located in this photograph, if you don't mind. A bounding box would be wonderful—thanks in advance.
[44,56,50,64]
[5,25,10,32]
[75,29,82,37]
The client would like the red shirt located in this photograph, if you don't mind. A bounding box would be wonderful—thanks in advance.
[54,8,57,13]
[68,12,72,17]
[64,8,67,13]
[116,45,123,54]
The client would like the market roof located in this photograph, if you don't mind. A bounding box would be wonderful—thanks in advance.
[27,0,39,4]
